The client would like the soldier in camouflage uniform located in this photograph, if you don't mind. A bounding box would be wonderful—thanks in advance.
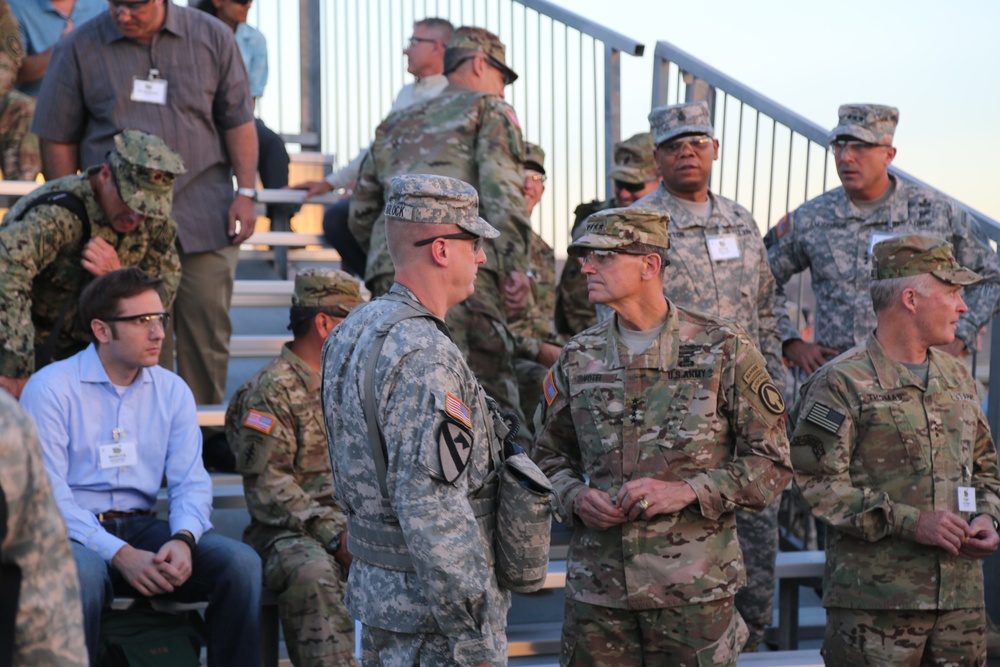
[226,268,363,667]
[0,1,39,181]
[790,234,1000,665]
[0,389,87,667]
[349,26,532,433]
[509,142,562,432]
[324,175,511,666]
[532,208,792,666]
[766,104,1000,375]
[0,129,184,398]
[634,101,785,651]
[554,132,660,336]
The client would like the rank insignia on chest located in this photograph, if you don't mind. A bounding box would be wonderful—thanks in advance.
[438,421,473,483]
[445,392,473,429]
[805,402,845,434]
[243,409,276,435]
[543,371,559,406]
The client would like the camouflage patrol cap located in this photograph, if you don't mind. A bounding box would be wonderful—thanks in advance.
[568,207,670,253]
[385,174,500,239]
[608,132,657,184]
[292,268,362,310]
[871,234,981,285]
[108,129,186,221]
[444,26,518,85]
[649,102,714,146]
[830,104,899,145]
[524,142,545,175]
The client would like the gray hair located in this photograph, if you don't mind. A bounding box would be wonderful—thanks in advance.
[415,18,455,43]
[870,273,935,313]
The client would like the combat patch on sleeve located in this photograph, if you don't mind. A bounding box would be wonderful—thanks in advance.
[791,434,826,462]
[759,382,785,414]
[235,432,269,475]
[805,402,845,434]
[542,370,559,406]
[243,409,276,435]
[438,421,473,484]
[444,392,473,429]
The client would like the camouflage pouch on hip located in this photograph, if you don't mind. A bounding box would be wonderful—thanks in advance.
[495,449,555,593]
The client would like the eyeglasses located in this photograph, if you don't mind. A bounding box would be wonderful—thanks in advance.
[413,232,484,253]
[407,36,438,47]
[103,312,170,331]
[576,249,641,268]
[658,135,714,156]
[830,139,890,156]
[230,0,252,5]
[613,180,650,194]
[526,173,546,183]
[107,0,153,13]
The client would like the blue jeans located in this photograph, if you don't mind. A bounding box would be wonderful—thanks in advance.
[72,516,261,667]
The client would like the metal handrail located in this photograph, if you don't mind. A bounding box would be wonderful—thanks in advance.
[518,0,644,56]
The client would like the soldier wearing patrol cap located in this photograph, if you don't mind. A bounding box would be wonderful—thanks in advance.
[630,100,786,651]
[226,268,364,667]
[324,174,518,666]
[766,104,1000,376]
[790,234,1000,665]
[532,207,792,666]
[555,132,661,337]
[0,128,185,398]
[348,24,533,441]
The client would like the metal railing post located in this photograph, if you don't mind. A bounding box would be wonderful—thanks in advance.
[299,0,322,152]
[652,55,671,108]
[604,45,622,197]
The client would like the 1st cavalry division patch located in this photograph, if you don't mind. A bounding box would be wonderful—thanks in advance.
[439,421,473,483]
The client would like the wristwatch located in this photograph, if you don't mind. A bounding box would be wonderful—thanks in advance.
[170,531,196,551]
[236,187,258,201]
[326,531,343,556]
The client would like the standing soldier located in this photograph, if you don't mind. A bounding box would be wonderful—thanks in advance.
[635,101,786,651]
[533,208,792,665]
[791,235,1000,664]
[0,0,39,180]
[226,268,363,667]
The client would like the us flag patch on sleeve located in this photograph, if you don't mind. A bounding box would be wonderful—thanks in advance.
[243,409,276,435]
[445,392,473,429]
[543,371,558,406]
[805,402,845,434]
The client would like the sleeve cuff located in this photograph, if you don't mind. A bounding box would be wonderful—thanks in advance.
[686,475,723,521]
[891,503,921,541]
[452,634,497,665]
[92,533,130,563]
[169,516,208,543]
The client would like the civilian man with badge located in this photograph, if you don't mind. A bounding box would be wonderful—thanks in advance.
[790,234,1000,664]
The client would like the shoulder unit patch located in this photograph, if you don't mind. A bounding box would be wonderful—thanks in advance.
[438,421,473,483]
[543,371,559,406]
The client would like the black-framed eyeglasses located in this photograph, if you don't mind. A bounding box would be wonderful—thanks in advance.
[103,312,170,331]
[613,180,651,194]
[659,135,714,156]
[107,0,153,12]
[407,36,438,47]
[829,139,889,156]
[413,232,484,253]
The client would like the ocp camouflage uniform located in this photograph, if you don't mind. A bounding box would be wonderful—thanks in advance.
[349,81,530,428]
[0,6,39,181]
[0,389,87,666]
[790,333,1000,664]
[634,185,786,649]
[765,177,1000,354]
[0,172,180,378]
[533,300,793,665]
[226,344,357,667]
[323,283,511,666]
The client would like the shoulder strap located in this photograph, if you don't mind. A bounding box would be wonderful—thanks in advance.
[0,482,22,667]
[362,294,451,509]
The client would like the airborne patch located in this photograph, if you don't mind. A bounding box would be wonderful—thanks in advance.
[243,409,276,435]
[759,382,785,414]
[805,402,845,434]
[543,371,559,406]
[438,421,473,483]
[445,392,473,429]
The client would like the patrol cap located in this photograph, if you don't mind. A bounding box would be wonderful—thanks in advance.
[871,234,981,285]
[568,207,669,253]
[384,174,500,239]
[524,142,545,175]
[444,26,518,85]
[107,129,186,221]
[292,268,362,310]
[607,132,657,184]
[829,104,899,145]
[649,102,714,147]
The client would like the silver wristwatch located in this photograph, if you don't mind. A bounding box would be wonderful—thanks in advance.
[236,187,258,201]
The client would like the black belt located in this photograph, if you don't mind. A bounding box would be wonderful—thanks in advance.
[96,509,152,522]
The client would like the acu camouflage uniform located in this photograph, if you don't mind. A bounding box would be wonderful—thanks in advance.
[0,389,87,667]
[791,334,1000,662]
[0,130,184,378]
[323,284,510,666]
[226,269,362,667]
[0,6,39,181]
[533,291,792,664]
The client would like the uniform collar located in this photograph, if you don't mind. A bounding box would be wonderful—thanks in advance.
[279,343,320,393]
[605,297,679,371]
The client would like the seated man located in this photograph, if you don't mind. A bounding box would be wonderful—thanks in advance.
[226,268,362,667]
[20,268,262,667]
[0,129,184,398]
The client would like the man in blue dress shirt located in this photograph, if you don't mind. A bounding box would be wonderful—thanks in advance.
[20,267,262,667]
